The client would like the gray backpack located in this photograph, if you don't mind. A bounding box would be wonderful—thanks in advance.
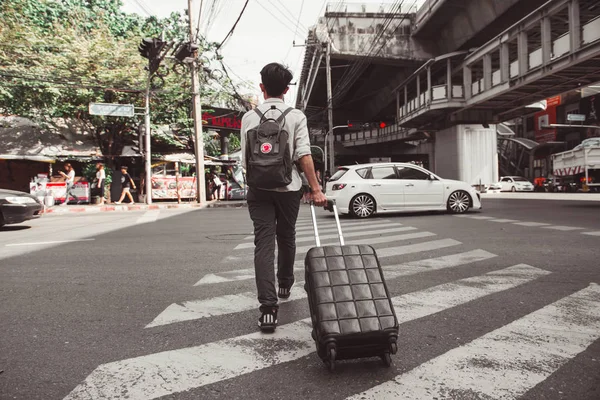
[245,105,294,189]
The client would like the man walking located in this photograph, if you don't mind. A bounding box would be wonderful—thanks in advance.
[241,62,327,332]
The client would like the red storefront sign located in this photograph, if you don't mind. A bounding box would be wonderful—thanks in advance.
[202,112,242,130]
[534,96,561,143]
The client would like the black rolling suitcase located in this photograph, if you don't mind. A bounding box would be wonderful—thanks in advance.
[304,202,399,371]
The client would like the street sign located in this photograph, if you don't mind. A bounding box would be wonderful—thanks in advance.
[567,113,586,122]
[89,103,135,117]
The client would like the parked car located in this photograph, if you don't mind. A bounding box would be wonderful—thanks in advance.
[324,163,482,218]
[498,176,534,192]
[0,188,43,227]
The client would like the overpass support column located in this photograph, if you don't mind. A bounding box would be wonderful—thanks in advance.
[434,124,497,186]
[416,74,421,107]
[446,58,452,99]
[569,0,581,52]
[463,65,472,100]
[483,54,492,91]
[500,43,510,83]
[518,31,528,76]
[404,86,408,116]
[427,67,432,104]
[541,16,552,65]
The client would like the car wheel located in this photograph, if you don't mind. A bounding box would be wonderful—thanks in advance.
[447,190,471,214]
[511,186,517,192]
[350,194,375,218]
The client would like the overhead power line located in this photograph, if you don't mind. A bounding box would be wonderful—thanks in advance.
[264,0,310,35]
[217,0,250,49]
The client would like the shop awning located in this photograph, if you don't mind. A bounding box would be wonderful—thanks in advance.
[0,154,56,163]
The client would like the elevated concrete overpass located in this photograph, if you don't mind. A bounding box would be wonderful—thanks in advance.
[296,0,600,186]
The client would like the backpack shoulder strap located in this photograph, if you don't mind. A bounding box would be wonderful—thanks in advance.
[253,108,265,122]
[276,107,294,124]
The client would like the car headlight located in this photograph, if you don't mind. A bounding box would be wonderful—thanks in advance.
[5,196,37,204]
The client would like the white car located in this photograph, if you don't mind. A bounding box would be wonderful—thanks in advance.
[498,176,534,192]
[324,163,482,218]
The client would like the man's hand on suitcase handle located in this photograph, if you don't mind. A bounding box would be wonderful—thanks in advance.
[311,189,327,207]
[298,154,327,207]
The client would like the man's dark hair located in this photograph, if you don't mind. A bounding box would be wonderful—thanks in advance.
[260,63,293,97]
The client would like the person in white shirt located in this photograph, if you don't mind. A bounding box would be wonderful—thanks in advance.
[241,62,327,332]
[59,163,78,205]
[210,171,222,200]
[95,163,106,205]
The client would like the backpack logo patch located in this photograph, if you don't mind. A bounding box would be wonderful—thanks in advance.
[260,143,273,154]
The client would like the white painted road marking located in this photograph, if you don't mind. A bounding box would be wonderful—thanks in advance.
[238,223,410,248]
[135,210,160,224]
[234,231,438,261]
[156,250,498,325]
[348,283,600,400]
[542,225,584,231]
[65,266,548,400]
[512,222,551,227]
[383,249,497,279]
[489,218,518,223]
[244,221,399,240]
[5,239,95,247]
[295,219,392,230]
[146,282,306,328]
[392,264,549,323]
[466,216,495,220]
[581,231,600,236]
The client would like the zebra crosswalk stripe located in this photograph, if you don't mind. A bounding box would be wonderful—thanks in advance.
[198,238,462,285]
[348,283,600,400]
[244,221,401,240]
[195,247,489,286]
[238,224,411,249]
[64,265,549,400]
[149,250,497,327]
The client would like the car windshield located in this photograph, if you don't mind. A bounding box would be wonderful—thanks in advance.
[328,168,348,182]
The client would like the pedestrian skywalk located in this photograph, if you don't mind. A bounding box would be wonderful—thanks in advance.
[64,212,600,400]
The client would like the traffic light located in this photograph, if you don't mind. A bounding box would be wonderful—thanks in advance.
[132,125,144,155]
[173,42,199,63]
[138,38,167,74]
[379,121,387,129]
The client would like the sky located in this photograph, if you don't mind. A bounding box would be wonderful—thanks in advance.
[121,0,426,106]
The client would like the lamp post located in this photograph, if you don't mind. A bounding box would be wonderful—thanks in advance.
[323,124,348,174]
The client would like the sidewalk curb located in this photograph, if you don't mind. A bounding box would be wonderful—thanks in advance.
[40,200,246,215]
[481,192,600,201]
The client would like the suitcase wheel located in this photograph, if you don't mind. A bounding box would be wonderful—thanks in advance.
[381,352,392,367]
[322,344,336,372]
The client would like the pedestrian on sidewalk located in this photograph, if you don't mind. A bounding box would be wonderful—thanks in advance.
[59,163,78,205]
[210,171,222,200]
[115,166,136,204]
[241,62,327,333]
[94,163,106,205]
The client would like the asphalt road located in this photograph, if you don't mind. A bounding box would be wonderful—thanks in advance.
[0,198,599,400]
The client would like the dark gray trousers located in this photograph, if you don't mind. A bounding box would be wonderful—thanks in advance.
[247,188,301,312]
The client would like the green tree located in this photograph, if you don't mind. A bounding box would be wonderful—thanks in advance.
[0,0,249,163]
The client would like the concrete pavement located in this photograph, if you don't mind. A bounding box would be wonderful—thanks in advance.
[1,199,599,400]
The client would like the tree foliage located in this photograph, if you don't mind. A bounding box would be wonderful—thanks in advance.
[0,0,250,160]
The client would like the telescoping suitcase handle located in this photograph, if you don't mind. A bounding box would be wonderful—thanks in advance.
[310,200,345,247]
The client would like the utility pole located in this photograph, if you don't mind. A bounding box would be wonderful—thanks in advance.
[325,40,335,174]
[144,73,152,204]
[188,0,207,204]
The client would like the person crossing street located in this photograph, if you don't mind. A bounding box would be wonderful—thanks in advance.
[241,62,327,333]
